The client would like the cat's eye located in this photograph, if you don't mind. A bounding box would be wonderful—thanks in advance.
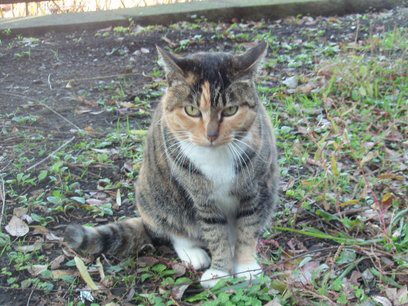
[222,106,239,117]
[184,105,201,117]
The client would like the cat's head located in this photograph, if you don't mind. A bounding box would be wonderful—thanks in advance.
[158,42,266,147]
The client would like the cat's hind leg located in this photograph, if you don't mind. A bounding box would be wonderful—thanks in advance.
[171,236,211,270]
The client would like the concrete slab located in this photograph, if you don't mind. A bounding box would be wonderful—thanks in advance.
[0,0,405,36]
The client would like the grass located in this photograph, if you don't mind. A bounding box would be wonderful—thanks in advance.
[0,14,407,306]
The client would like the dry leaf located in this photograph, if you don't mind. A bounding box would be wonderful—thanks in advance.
[28,264,48,276]
[172,284,190,300]
[50,255,65,270]
[75,107,93,114]
[13,207,28,218]
[52,269,76,279]
[171,263,186,277]
[84,126,94,134]
[86,199,104,206]
[119,102,136,108]
[360,151,378,166]
[137,256,159,267]
[31,225,49,235]
[372,296,392,306]
[74,256,98,290]
[378,173,404,180]
[116,189,122,207]
[5,216,29,237]
[95,257,105,282]
[15,242,43,253]
[264,300,283,306]
[46,231,63,241]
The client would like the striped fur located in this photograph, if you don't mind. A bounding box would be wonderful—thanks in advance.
[64,42,279,288]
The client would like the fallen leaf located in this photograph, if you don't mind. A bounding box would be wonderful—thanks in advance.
[15,242,43,253]
[50,255,65,270]
[75,107,93,114]
[28,264,48,276]
[32,225,62,240]
[5,216,29,237]
[137,256,159,267]
[86,199,104,206]
[20,214,33,224]
[339,199,359,207]
[282,76,298,89]
[349,270,361,286]
[360,151,378,166]
[95,257,105,282]
[46,231,63,241]
[74,256,98,290]
[296,82,316,94]
[378,173,404,180]
[264,300,283,306]
[171,263,186,277]
[116,189,122,207]
[362,269,374,281]
[13,207,28,218]
[396,286,408,305]
[84,126,94,134]
[52,269,76,279]
[381,193,394,207]
[119,102,136,108]
[372,296,392,306]
[172,284,189,300]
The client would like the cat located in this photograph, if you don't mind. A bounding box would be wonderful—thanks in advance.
[64,42,279,288]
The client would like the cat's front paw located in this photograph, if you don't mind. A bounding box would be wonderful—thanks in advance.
[200,268,229,288]
[233,261,262,280]
[177,247,211,270]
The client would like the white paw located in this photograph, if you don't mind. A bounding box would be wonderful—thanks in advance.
[200,268,229,288]
[172,236,211,270]
[233,261,262,279]
[178,247,211,270]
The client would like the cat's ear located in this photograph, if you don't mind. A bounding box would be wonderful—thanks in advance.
[232,42,267,78]
[156,45,186,84]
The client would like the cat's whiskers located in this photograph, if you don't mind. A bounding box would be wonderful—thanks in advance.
[233,137,269,164]
[230,141,253,178]
[160,130,190,161]
[174,141,196,180]
[226,143,238,179]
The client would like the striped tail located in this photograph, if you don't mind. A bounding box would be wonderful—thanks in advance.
[64,218,152,256]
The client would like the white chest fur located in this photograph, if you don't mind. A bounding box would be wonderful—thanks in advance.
[179,142,237,216]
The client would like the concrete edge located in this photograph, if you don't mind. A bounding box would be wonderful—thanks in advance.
[0,0,406,37]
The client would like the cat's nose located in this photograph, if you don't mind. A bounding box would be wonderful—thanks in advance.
[207,130,219,143]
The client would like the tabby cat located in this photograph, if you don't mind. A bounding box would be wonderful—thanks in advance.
[64,42,279,288]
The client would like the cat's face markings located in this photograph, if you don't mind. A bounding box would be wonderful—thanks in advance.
[158,43,267,147]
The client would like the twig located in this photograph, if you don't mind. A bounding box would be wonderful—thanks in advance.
[41,99,82,132]
[0,178,5,230]
[48,73,53,90]
[354,18,360,44]
[0,91,81,132]
[0,159,13,174]
[26,136,76,172]
[26,288,35,306]
[54,72,138,85]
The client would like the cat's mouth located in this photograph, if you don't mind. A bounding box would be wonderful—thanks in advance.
[191,138,233,148]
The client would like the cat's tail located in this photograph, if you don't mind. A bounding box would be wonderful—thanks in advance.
[63,218,152,256]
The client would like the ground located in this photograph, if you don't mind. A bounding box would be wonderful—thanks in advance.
[0,6,407,306]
